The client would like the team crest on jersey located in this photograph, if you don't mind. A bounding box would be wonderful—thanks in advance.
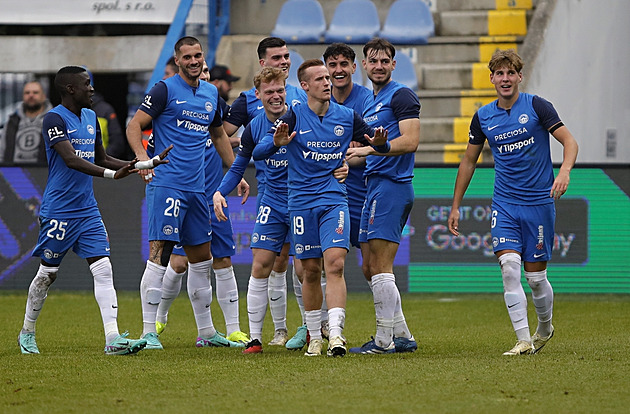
[205,102,213,112]
[295,244,304,255]
[334,125,344,137]
[252,233,259,243]
[163,225,174,235]
[518,114,529,124]
[87,125,95,135]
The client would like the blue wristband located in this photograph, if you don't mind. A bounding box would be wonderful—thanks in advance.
[374,141,391,154]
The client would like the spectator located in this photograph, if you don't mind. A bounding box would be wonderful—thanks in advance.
[0,80,52,166]
[209,64,240,102]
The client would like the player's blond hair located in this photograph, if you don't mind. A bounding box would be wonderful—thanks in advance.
[253,67,286,90]
[488,49,524,73]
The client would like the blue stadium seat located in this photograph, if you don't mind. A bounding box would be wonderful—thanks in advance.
[391,50,418,92]
[271,0,326,44]
[287,50,305,87]
[379,0,435,45]
[324,0,380,44]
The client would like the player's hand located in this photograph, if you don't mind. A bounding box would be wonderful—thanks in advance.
[333,160,349,183]
[550,170,570,199]
[345,145,373,160]
[114,158,139,179]
[447,207,460,236]
[238,178,250,204]
[213,191,228,222]
[365,126,388,147]
[273,122,296,146]
[156,144,173,164]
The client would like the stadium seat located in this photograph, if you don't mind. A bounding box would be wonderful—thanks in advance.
[271,0,326,44]
[379,0,435,45]
[287,49,305,87]
[391,50,418,92]
[324,0,380,44]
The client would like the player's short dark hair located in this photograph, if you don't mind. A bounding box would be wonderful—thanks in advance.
[363,38,396,60]
[174,36,202,55]
[488,49,524,73]
[297,59,325,83]
[54,66,87,96]
[323,43,356,64]
[257,37,287,59]
[253,67,286,90]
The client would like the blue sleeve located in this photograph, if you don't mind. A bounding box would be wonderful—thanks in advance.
[468,112,487,145]
[252,109,296,161]
[42,113,68,147]
[218,97,229,120]
[139,81,167,118]
[391,88,421,121]
[237,124,256,158]
[210,109,222,127]
[216,154,249,196]
[533,95,562,130]
[224,93,248,128]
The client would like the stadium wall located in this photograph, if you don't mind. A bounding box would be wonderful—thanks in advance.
[524,0,630,163]
[1,165,628,294]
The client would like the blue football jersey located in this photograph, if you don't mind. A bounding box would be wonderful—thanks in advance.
[40,106,101,218]
[362,81,420,183]
[254,102,373,210]
[140,74,222,193]
[225,84,306,129]
[469,93,561,205]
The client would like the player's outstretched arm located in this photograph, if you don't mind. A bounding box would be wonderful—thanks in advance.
[54,140,138,180]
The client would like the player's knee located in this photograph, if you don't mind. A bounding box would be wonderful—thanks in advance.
[499,253,522,290]
[525,270,547,289]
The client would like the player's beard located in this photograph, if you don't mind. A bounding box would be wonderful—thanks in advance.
[181,66,200,83]
[368,72,391,87]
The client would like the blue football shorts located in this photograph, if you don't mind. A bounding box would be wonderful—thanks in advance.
[32,215,110,265]
[290,204,350,260]
[251,197,291,254]
[359,176,414,244]
[146,185,211,246]
[491,201,555,262]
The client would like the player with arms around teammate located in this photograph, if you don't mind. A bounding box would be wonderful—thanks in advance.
[127,36,240,350]
[18,66,167,355]
[254,59,389,357]
[345,38,420,354]
[447,49,578,355]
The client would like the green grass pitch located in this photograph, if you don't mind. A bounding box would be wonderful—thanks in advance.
[1,291,629,413]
